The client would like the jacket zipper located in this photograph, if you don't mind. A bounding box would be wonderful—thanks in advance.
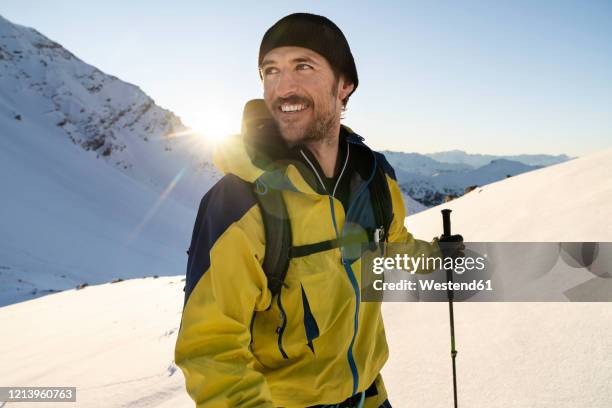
[340,146,378,395]
[276,288,289,359]
[300,141,364,395]
[298,142,350,198]
[333,144,350,197]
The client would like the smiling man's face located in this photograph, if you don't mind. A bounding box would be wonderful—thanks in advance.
[260,46,354,146]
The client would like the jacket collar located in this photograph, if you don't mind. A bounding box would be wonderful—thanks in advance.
[213,124,374,196]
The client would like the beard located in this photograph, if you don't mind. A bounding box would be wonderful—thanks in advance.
[271,79,340,147]
[278,103,337,147]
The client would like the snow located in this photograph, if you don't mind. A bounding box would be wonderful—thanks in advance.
[0,276,192,408]
[382,302,612,407]
[402,192,427,215]
[0,106,196,306]
[0,13,220,208]
[1,149,610,407]
[404,148,612,241]
[379,148,612,407]
[1,13,610,408]
[0,14,220,306]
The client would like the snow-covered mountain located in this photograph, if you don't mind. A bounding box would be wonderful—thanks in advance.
[425,149,572,167]
[402,193,427,215]
[405,148,612,241]
[0,14,219,207]
[1,149,609,408]
[381,149,569,208]
[397,158,542,207]
[382,150,473,176]
[0,15,221,306]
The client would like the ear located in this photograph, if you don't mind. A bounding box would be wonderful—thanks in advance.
[338,77,355,101]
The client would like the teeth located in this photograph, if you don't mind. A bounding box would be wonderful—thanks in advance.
[281,103,307,112]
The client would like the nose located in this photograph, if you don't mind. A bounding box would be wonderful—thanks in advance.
[274,70,299,98]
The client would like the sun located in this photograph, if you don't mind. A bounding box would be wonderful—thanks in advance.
[187,110,239,143]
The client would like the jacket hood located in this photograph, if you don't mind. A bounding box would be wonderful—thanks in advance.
[213,99,370,195]
[213,132,265,184]
[213,123,370,196]
[212,128,312,194]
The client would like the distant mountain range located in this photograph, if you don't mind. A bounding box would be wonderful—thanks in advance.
[382,150,572,208]
[424,149,572,167]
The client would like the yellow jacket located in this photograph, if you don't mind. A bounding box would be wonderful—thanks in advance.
[175,125,438,407]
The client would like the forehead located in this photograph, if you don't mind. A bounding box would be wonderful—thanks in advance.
[261,46,330,68]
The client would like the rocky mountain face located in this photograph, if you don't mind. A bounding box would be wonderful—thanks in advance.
[384,149,565,207]
[0,14,218,200]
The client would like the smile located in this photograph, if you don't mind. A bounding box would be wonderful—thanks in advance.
[280,103,309,113]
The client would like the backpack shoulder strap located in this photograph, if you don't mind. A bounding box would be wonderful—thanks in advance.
[369,159,394,243]
[253,181,292,297]
[253,156,393,297]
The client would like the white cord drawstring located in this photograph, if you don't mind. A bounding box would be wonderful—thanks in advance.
[356,390,366,408]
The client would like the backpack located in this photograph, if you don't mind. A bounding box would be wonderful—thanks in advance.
[254,166,393,297]
[242,99,394,297]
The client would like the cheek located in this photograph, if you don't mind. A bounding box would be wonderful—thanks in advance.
[307,78,336,104]
[262,77,278,97]
[262,86,275,111]
[262,83,272,99]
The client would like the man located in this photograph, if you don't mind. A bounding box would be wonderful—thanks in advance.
[175,13,455,407]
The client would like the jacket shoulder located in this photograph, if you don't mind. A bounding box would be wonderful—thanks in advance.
[373,151,397,181]
[184,174,259,302]
[193,174,258,239]
[201,174,256,209]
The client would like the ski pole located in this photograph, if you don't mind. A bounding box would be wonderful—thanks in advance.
[441,208,458,408]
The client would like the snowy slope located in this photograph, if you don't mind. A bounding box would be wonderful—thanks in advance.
[380,148,612,407]
[0,15,221,306]
[2,277,610,408]
[382,302,612,408]
[1,149,610,408]
[402,192,427,215]
[0,276,191,408]
[0,14,219,208]
[403,148,612,241]
[0,104,196,306]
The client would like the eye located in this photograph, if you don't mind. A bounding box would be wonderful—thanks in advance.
[296,63,313,71]
[262,66,279,76]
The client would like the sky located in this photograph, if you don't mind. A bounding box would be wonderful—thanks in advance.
[1,0,611,156]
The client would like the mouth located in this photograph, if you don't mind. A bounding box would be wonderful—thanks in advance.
[278,102,310,114]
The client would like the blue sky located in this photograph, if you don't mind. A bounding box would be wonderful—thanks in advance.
[2,0,611,156]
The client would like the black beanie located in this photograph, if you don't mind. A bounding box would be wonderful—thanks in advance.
[258,13,358,99]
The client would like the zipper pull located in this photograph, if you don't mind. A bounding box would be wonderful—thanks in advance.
[374,226,385,244]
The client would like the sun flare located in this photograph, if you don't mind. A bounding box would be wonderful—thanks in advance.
[188,113,238,143]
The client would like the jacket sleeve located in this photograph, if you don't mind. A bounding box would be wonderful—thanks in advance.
[174,177,274,407]
[384,173,442,273]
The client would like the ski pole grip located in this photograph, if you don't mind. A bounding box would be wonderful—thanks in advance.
[441,209,452,237]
